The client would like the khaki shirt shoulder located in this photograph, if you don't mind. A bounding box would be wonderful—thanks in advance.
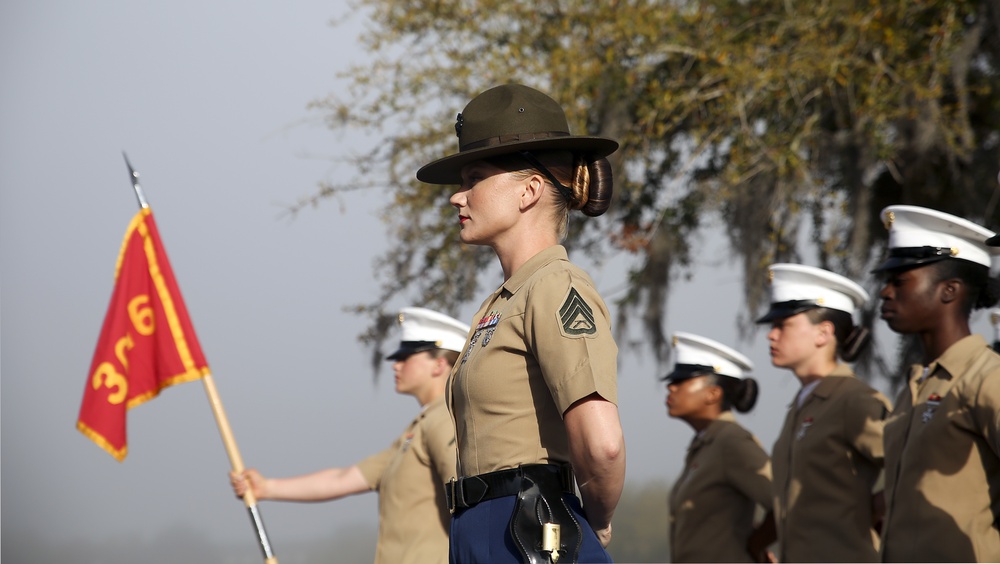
[771,364,890,563]
[448,245,618,476]
[670,412,772,563]
[881,335,1000,563]
[356,396,455,564]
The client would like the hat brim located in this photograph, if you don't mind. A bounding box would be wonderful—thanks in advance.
[416,136,619,185]
[661,364,716,383]
[385,341,438,361]
[755,300,821,324]
[870,255,950,274]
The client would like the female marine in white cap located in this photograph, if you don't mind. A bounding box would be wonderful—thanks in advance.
[874,205,1000,562]
[757,264,891,562]
[664,332,774,563]
[230,307,468,564]
[417,84,625,563]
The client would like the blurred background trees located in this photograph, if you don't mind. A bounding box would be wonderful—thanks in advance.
[305,0,1000,387]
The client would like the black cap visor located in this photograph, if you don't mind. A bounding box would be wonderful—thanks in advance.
[662,364,716,383]
[755,300,820,324]
[386,341,438,361]
[871,247,957,273]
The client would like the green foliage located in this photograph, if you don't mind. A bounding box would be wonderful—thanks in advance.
[309,0,1000,380]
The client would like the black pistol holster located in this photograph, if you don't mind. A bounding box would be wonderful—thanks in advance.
[508,464,582,564]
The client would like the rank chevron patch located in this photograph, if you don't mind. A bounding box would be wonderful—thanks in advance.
[559,288,597,336]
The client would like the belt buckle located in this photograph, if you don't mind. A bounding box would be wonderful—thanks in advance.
[448,477,458,514]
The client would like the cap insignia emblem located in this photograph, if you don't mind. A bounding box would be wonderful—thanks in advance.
[455,113,464,137]
[398,312,405,323]
[767,269,774,284]
[816,297,825,305]
[950,247,959,256]
[883,211,895,230]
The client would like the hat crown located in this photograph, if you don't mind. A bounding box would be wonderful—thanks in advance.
[876,205,999,272]
[761,263,868,321]
[668,332,753,380]
[416,83,618,185]
[457,84,571,151]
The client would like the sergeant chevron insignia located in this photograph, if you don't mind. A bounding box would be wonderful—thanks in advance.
[559,288,597,336]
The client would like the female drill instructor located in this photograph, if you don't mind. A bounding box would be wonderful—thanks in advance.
[664,332,774,563]
[230,307,468,564]
[874,205,1000,562]
[757,264,891,563]
[416,84,626,563]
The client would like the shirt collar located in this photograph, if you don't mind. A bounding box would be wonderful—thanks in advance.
[920,334,990,382]
[500,245,568,296]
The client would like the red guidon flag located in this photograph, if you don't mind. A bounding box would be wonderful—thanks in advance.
[77,208,209,461]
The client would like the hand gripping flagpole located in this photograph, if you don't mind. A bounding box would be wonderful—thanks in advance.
[123,153,279,564]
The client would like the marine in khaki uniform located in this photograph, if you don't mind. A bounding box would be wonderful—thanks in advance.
[875,205,1000,562]
[417,83,626,563]
[664,332,774,563]
[758,264,891,563]
[230,307,467,564]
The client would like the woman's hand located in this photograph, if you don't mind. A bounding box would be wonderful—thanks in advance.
[229,468,269,500]
[594,523,613,548]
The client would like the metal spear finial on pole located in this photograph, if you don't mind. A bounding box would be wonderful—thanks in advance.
[122,155,278,564]
[122,152,149,209]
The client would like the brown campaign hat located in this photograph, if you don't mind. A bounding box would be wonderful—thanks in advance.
[416,84,619,185]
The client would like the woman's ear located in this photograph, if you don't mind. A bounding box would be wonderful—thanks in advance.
[815,320,835,348]
[431,357,449,378]
[704,384,724,406]
[939,278,963,305]
[519,174,545,211]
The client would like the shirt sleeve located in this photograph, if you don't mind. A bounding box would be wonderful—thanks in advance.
[524,268,618,415]
[355,444,396,491]
[724,432,774,510]
[419,407,458,484]
[968,356,1000,458]
[844,387,891,466]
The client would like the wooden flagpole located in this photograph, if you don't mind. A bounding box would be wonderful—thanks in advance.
[123,153,279,564]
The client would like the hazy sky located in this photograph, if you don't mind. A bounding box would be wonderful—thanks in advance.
[2,2,995,563]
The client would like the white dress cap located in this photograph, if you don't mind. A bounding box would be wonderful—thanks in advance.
[664,331,753,381]
[876,205,999,272]
[757,263,869,323]
[386,307,470,360]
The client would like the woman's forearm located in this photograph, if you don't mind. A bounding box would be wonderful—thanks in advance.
[564,393,626,530]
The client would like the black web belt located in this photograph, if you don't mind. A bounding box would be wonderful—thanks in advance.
[446,463,575,513]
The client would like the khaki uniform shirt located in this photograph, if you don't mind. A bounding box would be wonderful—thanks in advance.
[356,396,456,564]
[771,365,890,562]
[448,245,618,476]
[881,334,1000,562]
[669,412,773,563]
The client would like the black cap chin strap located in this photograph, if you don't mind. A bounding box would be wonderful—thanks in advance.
[519,151,574,202]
